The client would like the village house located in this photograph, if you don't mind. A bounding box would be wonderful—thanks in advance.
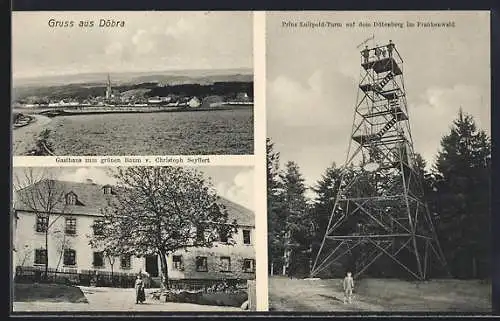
[188,96,201,108]
[13,179,255,281]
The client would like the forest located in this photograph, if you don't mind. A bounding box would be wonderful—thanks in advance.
[13,81,253,103]
[267,110,491,280]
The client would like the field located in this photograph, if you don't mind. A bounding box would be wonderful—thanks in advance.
[48,108,253,155]
[268,276,491,312]
[12,108,253,156]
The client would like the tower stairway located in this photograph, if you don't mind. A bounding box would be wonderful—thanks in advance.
[360,71,395,93]
[352,99,407,145]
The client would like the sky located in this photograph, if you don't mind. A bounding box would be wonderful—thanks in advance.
[12,11,253,79]
[12,166,254,211]
[266,11,491,195]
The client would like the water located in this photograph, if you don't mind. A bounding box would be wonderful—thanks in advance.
[47,108,253,155]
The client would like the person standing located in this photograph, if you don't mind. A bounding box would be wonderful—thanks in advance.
[374,46,381,60]
[135,274,146,304]
[361,45,370,63]
[387,40,395,58]
[343,272,355,304]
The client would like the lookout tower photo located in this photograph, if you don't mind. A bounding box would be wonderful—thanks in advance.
[266,11,491,312]
[311,40,449,281]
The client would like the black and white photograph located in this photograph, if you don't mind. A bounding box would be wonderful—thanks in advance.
[266,11,491,312]
[12,11,254,156]
[11,166,256,311]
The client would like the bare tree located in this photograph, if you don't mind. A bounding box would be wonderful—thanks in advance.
[91,166,238,291]
[14,168,71,280]
[53,229,72,272]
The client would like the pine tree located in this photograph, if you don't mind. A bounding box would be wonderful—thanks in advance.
[310,163,343,249]
[281,161,312,277]
[434,110,491,278]
[266,138,286,275]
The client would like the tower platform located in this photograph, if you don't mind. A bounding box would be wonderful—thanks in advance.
[362,57,402,75]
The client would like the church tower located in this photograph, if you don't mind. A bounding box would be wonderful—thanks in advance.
[105,74,112,100]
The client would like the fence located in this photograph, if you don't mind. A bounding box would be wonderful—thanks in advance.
[15,266,250,292]
[165,278,249,293]
[15,266,137,288]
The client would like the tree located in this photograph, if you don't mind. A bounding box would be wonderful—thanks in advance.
[434,110,491,278]
[281,161,311,276]
[266,138,286,275]
[14,169,71,280]
[89,215,128,286]
[310,163,343,250]
[53,229,72,272]
[92,167,238,290]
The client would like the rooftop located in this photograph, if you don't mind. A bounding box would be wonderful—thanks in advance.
[14,179,254,227]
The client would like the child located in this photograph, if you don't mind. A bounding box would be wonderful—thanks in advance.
[343,272,354,304]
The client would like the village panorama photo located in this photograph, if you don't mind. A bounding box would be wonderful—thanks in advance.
[11,166,256,312]
[12,11,254,156]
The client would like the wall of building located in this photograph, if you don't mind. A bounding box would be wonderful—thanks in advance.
[156,227,256,280]
[15,211,255,280]
[15,211,142,274]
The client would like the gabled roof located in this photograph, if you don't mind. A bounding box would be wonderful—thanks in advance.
[14,179,254,227]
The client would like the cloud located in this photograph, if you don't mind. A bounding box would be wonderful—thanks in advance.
[131,29,156,55]
[57,168,117,186]
[215,170,254,211]
[164,17,195,38]
[410,84,490,168]
[268,71,335,128]
[105,42,123,56]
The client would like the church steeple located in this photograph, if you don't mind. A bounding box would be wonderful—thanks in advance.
[105,74,112,100]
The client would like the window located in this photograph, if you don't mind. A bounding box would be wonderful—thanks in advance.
[36,215,48,232]
[219,228,229,243]
[243,259,255,273]
[66,193,77,205]
[93,252,104,267]
[103,186,112,195]
[120,255,131,269]
[196,226,205,243]
[63,249,76,266]
[243,229,251,245]
[65,218,76,235]
[172,255,183,270]
[93,220,104,236]
[195,256,208,272]
[34,249,47,265]
[220,256,231,272]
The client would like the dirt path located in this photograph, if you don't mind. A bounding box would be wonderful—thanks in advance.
[268,277,491,312]
[12,115,52,156]
[13,286,242,312]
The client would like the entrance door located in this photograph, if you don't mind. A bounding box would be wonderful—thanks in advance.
[145,255,159,277]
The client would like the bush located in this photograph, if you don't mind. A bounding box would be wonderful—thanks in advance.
[163,290,248,307]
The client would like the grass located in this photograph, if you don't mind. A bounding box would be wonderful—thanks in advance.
[269,276,491,312]
[14,283,88,303]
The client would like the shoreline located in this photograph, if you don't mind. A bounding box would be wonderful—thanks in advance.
[14,104,253,118]
[12,114,54,156]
